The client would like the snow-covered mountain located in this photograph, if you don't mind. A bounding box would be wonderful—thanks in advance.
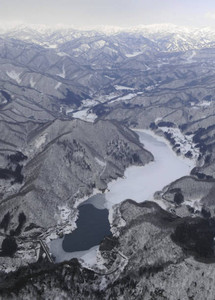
[2,22,215,299]
[1,23,215,52]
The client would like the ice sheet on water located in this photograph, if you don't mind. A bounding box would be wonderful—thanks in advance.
[105,130,195,207]
[49,237,99,267]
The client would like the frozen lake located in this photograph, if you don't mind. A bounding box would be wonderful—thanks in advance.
[105,130,195,207]
[50,203,111,266]
[49,130,195,264]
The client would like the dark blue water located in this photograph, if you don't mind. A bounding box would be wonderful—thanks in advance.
[62,204,111,252]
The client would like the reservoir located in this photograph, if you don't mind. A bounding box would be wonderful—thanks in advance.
[106,130,195,207]
[62,204,111,252]
[49,130,195,264]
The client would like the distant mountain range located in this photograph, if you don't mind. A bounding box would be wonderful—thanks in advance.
[1,23,215,52]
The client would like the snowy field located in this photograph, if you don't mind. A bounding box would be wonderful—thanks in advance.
[71,109,97,122]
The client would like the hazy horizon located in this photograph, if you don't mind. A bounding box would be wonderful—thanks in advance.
[1,0,215,29]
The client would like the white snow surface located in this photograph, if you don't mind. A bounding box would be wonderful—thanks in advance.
[47,44,57,49]
[30,77,36,88]
[114,85,135,91]
[57,65,66,78]
[57,52,70,57]
[34,133,47,149]
[6,70,22,84]
[125,51,143,58]
[49,237,99,267]
[72,109,97,122]
[105,130,195,207]
[198,100,212,107]
[110,93,135,103]
[81,98,99,107]
[55,82,62,89]
[93,40,106,48]
[95,157,106,167]
[184,199,203,212]
[65,108,74,114]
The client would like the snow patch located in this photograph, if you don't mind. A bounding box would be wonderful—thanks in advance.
[75,43,90,52]
[81,98,99,107]
[114,85,135,91]
[184,198,203,212]
[6,70,22,84]
[1,265,18,274]
[57,65,66,78]
[65,108,74,114]
[34,133,47,149]
[30,77,36,88]
[95,157,106,167]
[72,109,97,122]
[48,44,57,49]
[105,75,115,80]
[93,40,106,48]
[98,92,118,103]
[55,82,62,89]
[125,51,143,58]
[155,117,163,123]
[198,100,212,107]
[110,93,135,103]
[145,85,156,91]
[57,52,70,57]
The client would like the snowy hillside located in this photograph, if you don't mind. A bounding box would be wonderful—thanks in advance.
[1,23,215,52]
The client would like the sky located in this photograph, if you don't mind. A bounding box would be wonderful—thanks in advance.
[1,0,215,28]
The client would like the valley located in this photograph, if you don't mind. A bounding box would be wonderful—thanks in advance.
[1,24,215,299]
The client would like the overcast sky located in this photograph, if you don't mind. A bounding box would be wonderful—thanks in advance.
[1,0,215,28]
